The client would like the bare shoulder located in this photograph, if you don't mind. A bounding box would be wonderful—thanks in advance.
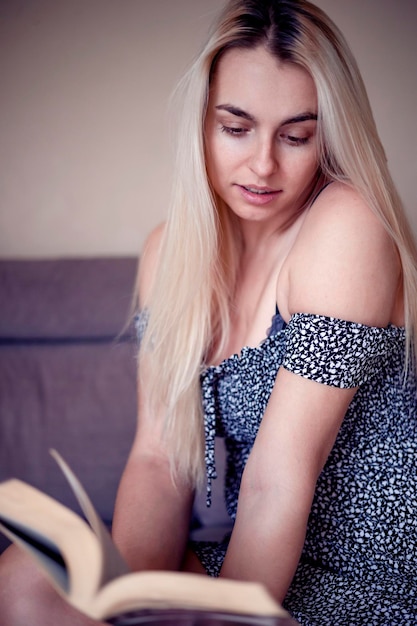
[137,222,166,308]
[298,183,395,254]
[288,182,401,326]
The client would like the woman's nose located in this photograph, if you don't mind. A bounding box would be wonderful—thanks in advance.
[249,137,278,179]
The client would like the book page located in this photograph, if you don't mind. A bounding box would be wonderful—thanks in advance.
[50,450,129,586]
[0,479,102,609]
[90,571,289,622]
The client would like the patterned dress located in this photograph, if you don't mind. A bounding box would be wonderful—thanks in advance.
[190,311,417,626]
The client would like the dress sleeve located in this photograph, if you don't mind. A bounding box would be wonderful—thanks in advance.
[282,313,402,388]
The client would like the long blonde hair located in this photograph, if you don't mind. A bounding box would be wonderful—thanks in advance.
[140,0,417,486]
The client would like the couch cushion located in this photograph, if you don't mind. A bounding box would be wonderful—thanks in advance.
[0,258,138,339]
[0,340,137,523]
[0,257,139,553]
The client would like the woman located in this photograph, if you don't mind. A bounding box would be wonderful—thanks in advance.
[1,1,416,624]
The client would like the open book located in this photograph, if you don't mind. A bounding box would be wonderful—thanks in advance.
[0,451,297,625]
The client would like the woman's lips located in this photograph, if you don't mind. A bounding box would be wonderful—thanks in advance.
[237,184,282,205]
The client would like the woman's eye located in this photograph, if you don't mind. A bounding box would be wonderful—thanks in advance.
[283,134,310,146]
[220,125,247,136]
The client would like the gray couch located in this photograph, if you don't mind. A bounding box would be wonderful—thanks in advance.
[0,257,229,554]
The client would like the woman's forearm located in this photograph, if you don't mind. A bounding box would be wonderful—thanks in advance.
[220,486,312,602]
[111,451,194,572]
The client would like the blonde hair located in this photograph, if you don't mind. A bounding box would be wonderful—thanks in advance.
[140,0,417,485]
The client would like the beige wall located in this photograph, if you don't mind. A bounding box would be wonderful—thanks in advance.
[0,0,416,258]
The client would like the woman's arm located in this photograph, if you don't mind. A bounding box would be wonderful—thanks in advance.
[220,183,402,600]
[221,368,356,600]
[112,224,195,572]
[111,413,195,572]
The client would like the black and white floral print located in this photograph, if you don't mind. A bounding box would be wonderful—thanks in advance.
[282,313,402,388]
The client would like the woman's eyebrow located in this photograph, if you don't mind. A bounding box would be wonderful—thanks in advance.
[281,112,318,126]
[215,104,255,122]
[214,105,317,127]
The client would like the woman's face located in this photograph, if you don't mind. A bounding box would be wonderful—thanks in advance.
[205,45,319,229]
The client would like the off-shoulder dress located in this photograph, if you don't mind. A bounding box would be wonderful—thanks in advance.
[137,309,417,625]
